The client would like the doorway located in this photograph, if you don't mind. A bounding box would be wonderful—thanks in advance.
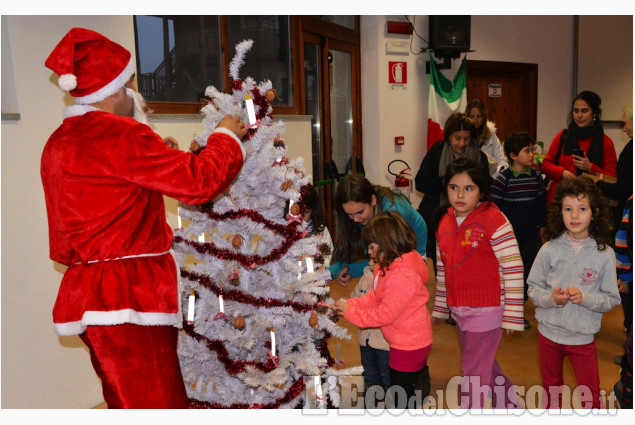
[466,60,538,142]
[299,17,362,236]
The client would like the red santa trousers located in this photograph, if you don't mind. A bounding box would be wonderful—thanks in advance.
[80,323,188,408]
[538,332,602,409]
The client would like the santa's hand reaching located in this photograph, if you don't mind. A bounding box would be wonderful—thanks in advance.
[218,115,248,139]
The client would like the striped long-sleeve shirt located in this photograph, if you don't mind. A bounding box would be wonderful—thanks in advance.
[616,196,633,285]
[432,202,525,331]
[490,167,545,243]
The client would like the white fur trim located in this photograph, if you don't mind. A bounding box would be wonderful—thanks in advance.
[63,104,100,119]
[213,127,246,160]
[58,73,77,91]
[72,250,171,265]
[54,310,181,336]
[74,58,136,105]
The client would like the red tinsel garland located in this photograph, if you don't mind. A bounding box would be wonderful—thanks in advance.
[181,269,318,314]
[173,208,304,268]
[182,322,279,374]
[188,377,305,409]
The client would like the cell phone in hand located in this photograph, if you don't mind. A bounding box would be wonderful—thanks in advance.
[572,148,584,157]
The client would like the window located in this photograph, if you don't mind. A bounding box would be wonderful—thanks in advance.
[134,15,293,114]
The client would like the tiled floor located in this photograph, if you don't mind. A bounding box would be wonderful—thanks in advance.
[327,258,628,410]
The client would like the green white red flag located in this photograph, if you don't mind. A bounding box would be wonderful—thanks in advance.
[427,52,468,151]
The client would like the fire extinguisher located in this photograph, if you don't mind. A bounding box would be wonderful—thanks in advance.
[388,160,412,201]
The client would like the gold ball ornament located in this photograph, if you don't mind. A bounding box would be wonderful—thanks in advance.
[265,89,277,102]
[234,316,245,330]
[232,234,243,248]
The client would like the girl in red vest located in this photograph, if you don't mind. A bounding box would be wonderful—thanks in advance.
[335,211,432,409]
[432,158,525,409]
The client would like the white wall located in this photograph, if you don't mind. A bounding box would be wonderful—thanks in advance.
[1,14,629,408]
[360,15,629,210]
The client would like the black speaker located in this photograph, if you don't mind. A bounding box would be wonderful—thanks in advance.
[429,16,471,51]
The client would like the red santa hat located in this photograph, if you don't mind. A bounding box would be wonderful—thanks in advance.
[45,27,136,105]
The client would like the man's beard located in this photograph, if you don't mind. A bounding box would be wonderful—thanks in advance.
[126,87,152,126]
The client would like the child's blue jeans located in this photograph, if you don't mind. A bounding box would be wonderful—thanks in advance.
[360,342,391,387]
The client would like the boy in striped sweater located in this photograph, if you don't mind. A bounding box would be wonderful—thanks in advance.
[491,132,546,329]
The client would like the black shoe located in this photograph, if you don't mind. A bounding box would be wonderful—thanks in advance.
[446,317,456,326]
[614,355,624,365]
[524,318,531,329]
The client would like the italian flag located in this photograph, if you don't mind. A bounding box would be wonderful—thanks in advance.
[427,53,468,151]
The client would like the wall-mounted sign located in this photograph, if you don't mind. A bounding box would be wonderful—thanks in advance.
[488,83,502,97]
[389,61,407,90]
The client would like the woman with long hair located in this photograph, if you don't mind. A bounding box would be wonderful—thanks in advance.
[541,90,618,203]
[465,98,508,179]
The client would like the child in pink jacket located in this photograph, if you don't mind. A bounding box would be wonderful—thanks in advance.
[335,211,432,409]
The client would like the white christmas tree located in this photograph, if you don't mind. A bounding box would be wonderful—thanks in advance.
[173,40,361,409]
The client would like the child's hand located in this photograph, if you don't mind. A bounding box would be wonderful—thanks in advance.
[163,136,180,150]
[334,300,348,316]
[566,286,585,304]
[551,286,569,306]
[189,140,201,153]
[617,279,630,294]
[432,317,445,326]
[337,266,352,287]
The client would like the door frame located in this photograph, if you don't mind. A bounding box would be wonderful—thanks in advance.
[298,17,362,236]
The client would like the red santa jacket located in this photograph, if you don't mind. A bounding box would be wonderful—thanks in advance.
[41,106,245,336]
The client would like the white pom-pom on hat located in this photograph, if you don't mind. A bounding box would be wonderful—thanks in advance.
[58,74,77,91]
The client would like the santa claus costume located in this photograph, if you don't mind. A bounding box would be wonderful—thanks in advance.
[41,28,245,408]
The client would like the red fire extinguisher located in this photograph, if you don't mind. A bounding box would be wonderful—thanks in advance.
[388,160,412,201]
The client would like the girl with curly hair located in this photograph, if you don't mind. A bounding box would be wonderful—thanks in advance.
[528,176,621,408]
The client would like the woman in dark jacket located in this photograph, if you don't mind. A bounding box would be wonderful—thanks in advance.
[414,112,490,269]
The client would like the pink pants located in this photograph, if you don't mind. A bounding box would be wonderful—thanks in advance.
[538,332,601,409]
[457,326,517,408]
[80,324,188,408]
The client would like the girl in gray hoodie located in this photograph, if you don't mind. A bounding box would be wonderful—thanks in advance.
[528,176,621,409]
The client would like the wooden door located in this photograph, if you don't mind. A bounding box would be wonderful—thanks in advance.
[466,60,538,143]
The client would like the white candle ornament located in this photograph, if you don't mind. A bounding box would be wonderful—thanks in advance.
[219,294,224,313]
[270,327,276,356]
[245,94,256,124]
[314,376,324,408]
[187,291,196,324]
[305,255,314,273]
[298,256,303,280]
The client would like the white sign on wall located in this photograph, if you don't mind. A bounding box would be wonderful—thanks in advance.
[488,84,502,97]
